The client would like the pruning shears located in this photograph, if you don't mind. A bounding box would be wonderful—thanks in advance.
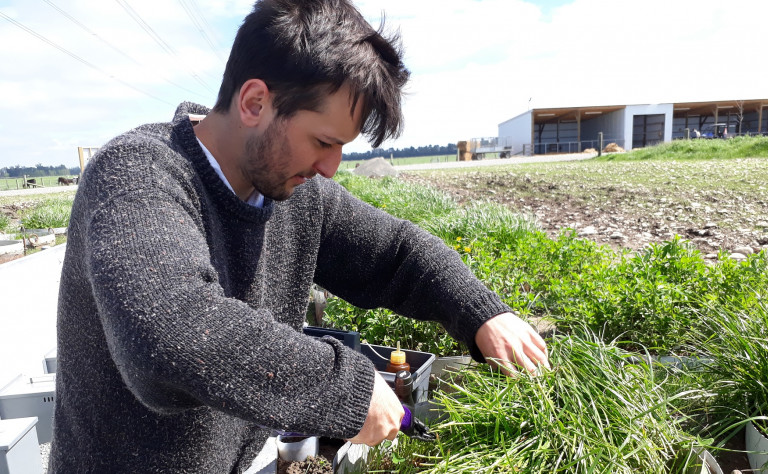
[269,404,435,442]
[400,404,436,442]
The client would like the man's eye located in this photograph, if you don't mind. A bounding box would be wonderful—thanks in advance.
[318,140,332,149]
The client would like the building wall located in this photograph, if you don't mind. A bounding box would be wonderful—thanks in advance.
[498,111,533,155]
[581,109,625,148]
[623,104,674,151]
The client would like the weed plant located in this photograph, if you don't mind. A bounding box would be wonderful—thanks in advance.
[0,213,10,233]
[20,196,73,229]
[551,238,768,353]
[331,172,768,356]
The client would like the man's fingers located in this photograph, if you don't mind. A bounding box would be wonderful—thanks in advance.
[475,312,551,375]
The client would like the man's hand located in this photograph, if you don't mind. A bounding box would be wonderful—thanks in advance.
[348,370,403,446]
[475,312,550,375]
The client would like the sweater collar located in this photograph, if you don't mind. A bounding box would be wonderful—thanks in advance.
[171,102,275,223]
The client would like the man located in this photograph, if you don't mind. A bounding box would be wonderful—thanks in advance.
[49,0,548,472]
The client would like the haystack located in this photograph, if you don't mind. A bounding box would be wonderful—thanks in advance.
[603,143,625,153]
[583,148,597,154]
[352,157,398,178]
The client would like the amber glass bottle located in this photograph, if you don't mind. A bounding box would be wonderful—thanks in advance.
[386,341,410,373]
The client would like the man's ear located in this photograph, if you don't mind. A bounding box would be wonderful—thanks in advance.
[238,79,271,127]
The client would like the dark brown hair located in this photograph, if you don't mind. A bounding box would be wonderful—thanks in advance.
[213,0,410,147]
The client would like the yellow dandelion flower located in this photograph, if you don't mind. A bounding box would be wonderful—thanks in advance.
[456,237,462,242]
[464,246,471,252]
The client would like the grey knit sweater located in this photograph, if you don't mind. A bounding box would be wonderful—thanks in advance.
[49,102,511,473]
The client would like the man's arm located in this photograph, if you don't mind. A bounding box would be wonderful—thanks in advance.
[314,179,540,363]
[79,162,374,440]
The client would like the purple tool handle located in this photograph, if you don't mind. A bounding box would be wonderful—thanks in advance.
[400,404,413,431]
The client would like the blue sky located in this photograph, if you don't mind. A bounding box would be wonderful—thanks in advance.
[0,0,766,168]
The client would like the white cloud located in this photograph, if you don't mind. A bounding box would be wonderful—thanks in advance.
[0,0,766,165]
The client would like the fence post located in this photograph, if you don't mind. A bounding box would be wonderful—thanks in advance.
[684,128,690,140]
[598,132,603,157]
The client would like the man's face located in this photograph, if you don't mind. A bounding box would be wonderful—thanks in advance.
[240,84,363,201]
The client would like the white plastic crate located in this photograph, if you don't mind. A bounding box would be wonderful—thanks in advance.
[0,375,55,444]
[42,348,56,375]
[0,417,43,474]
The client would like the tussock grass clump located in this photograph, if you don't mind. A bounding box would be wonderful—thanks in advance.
[420,331,710,473]
[420,200,539,248]
[334,173,456,225]
[20,196,73,229]
[692,303,768,439]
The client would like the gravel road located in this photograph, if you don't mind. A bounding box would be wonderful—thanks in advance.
[0,185,78,198]
[393,152,598,171]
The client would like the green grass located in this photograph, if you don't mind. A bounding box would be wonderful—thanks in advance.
[372,330,712,473]
[338,154,458,170]
[596,135,768,161]
[690,302,768,439]
[330,172,768,355]
[20,196,74,229]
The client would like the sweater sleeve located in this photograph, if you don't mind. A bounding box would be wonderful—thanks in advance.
[313,178,512,361]
[83,173,374,440]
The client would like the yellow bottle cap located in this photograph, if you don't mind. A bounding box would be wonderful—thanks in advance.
[390,341,406,365]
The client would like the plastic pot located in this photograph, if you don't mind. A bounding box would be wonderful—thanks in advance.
[275,435,319,462]
[747,420,768,473]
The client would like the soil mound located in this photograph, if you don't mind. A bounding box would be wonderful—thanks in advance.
[352,157,398,178]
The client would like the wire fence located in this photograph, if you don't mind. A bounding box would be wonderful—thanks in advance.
[0,176,79,191]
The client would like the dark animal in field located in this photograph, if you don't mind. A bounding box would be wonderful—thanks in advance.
[24,178,36,188]
[58,177,75,185]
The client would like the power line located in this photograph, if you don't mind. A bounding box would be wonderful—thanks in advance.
[114,0,215,93]
[177,0,225,63]
[187,0,222,49]
[114,0,177,56]
[42,0,138,65]
[0,10,174,106]
[42,0,206,99]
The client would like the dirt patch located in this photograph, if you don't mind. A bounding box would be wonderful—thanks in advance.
[400,159,768,258]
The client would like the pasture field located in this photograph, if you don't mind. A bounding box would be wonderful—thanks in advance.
[0,175,78,191]
[338,154,460,170]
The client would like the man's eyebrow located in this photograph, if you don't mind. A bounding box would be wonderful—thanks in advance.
[323,136,347,146]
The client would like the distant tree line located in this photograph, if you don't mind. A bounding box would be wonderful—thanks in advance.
[0,164,81,178]
[343,143,457,161]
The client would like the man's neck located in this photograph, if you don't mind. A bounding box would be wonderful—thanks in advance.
[193,114,256,201]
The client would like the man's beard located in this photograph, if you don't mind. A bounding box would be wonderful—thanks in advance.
[241,118,300,201]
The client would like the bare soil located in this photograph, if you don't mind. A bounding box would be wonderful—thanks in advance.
[400,158,768,258]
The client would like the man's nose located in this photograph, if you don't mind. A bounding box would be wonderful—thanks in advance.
[314,148,343,178]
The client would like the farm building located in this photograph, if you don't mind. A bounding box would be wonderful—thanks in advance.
[473,99,768,157]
